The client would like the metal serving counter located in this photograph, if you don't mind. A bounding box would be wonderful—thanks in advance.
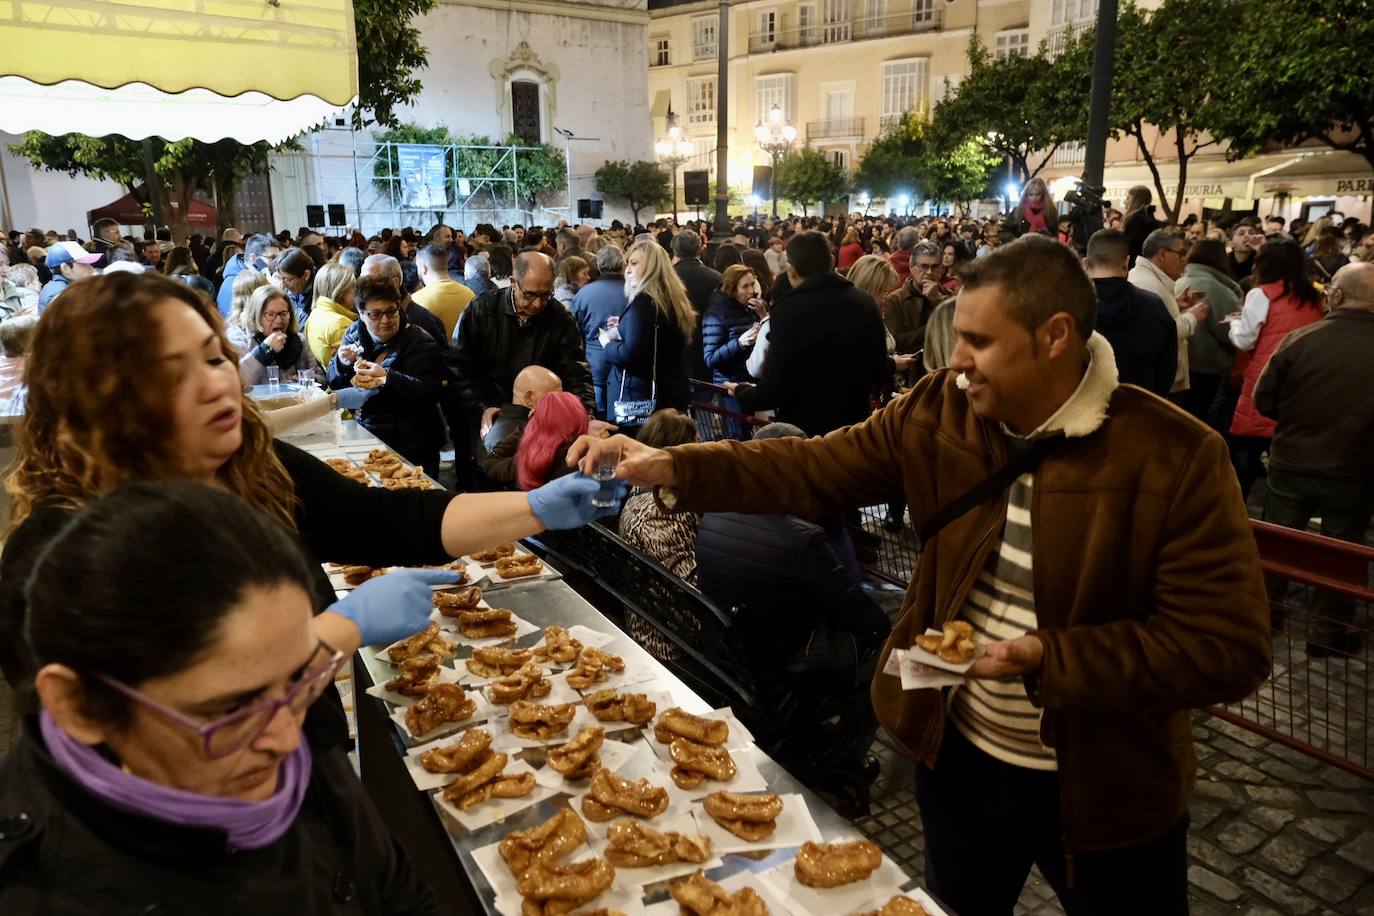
[291,419,930,915]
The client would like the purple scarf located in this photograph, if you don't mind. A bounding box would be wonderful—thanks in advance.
[39,710,312,851]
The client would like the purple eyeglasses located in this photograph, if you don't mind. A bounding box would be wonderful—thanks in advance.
[96,641,347,759]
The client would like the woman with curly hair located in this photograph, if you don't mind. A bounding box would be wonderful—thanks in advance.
[0,273,624,686]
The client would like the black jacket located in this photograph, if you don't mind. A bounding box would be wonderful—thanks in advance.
[0,718,448,916]
[1093,277,1177,397]
[701,290,756,385]
[1254,308,1374,482]
[736,271,888,436]
[449,287,594,415]
[0,441,452,688]
[327,320,447,468]
[674,258,722,381]
[603,292,691,414]
[695,512,890,661]
[1125,207,1165,266]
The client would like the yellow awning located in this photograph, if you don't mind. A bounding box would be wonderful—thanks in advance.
[0,0,358,143]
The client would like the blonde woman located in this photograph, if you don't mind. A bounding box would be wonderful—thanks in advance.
[598,239,696,426]
[227,284,322,387]
[304,261,358,366]
[1123,184,1164,263]
[847,255,919,389]
[1013,177,1059,237]
[226,267,268,338]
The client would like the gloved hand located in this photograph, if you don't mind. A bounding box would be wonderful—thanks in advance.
[527,472,627,530]
[336,385,376,411]
[329,568,462,646]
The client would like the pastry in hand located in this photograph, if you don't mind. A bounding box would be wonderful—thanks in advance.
[914,620,977,664]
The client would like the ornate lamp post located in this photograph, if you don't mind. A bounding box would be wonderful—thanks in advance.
[655,105,694,224]
[754,103,796,219]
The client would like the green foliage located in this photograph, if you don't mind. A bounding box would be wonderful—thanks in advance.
[9,133,273,238]
[773,146,849,216]
[852,112,927,201]
[929,35,1091,183]
[917,135,1000,212]
[351,0,438,129]
[371,124,454,203]
[1205,0,1374,170]
[595,160,670,224]
[1104,0,1233,221]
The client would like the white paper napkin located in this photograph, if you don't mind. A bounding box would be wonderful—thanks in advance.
[645,706,756,763]
[532,737,639,794]
[431,760,554,832]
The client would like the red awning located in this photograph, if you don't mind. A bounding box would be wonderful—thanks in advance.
[86,186,217,229]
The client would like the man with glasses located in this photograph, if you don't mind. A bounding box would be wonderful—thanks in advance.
[884,241,949,366]
[1129,229,1209,397]
[327,277,448,476]
[215,233,281,317]
[450,252,596,482]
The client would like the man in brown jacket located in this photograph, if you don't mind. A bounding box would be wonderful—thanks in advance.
[572,234,1271,914]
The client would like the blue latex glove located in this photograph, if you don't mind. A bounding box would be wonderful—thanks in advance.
[527,472,628,530]
[329,568,462,646]
[336,386,376,411]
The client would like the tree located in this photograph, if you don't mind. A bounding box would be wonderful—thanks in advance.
[1207,0,1374,172]
[917,136,1000,216]
[929,35,1092,184]
[852,112,928,201]
[8,134,272,242]
[371,123,456,206]
[595,160,670,224]
[352,0,439,129]
[452,136,567,217]
[773,146,849,216]
[1100,0,1234,222]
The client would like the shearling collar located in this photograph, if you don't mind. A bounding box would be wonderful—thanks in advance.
[1008,331,1120,440]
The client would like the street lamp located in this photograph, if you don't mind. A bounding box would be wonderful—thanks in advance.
[754,102,796,219]
[655,105,694,224]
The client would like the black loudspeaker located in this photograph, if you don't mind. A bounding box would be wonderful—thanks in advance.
[683,170,710,206]
[306,204,325,226]
[327,203,348,226]
[577,199,605,220]
[752,166,773,199]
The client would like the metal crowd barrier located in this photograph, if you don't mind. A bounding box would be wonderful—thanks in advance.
[1207,520,1372,779]
[686,381,1371,778]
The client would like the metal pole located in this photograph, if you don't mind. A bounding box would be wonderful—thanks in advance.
[672,166,680,224]
[771,151,779,219]
[1081,0,1119,190]
[712,0,730,241]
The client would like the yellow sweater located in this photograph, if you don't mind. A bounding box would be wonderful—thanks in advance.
[411,279,474,340]
[305,297,358,366]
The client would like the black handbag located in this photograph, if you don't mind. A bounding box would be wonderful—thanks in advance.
[612,311,658,426]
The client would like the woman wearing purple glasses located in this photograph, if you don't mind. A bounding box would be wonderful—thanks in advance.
[0,483,450,913]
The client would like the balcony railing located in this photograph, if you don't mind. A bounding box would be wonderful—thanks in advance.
[1047,22,1091,59]
[747,9,943,53]
[807,117,866,140]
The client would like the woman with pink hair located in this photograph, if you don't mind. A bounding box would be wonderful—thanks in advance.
[515,391,589,491]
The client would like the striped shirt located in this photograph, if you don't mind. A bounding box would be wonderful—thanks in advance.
[947,472,1057,770]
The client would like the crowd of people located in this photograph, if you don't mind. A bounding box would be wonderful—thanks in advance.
[0,177,1368,913]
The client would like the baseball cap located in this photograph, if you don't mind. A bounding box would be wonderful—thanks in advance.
[46,241,102,270]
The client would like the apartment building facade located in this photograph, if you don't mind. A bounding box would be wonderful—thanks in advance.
[647,0,1371,222]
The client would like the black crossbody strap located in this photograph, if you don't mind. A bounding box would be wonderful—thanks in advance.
[917,437,1062,545]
